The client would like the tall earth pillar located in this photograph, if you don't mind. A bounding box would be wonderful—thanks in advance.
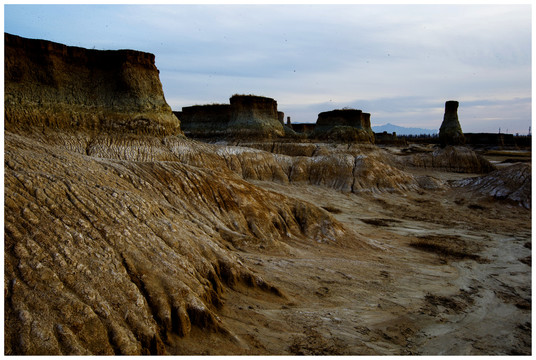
[439,100,465,146]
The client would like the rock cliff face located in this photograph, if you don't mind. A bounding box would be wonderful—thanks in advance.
[4,33,180,136]
[228,95,284,138]
[439,101,464,146]
[174,104,231,138]
[176,95,284,139]
[313,109,375,143]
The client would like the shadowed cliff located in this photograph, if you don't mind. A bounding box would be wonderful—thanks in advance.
[4,33,181,135]
[175,94,284,139]
[313,109,375,143]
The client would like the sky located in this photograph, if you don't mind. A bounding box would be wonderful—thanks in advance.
[4,3,532,134]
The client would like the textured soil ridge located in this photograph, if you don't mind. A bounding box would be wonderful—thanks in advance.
[4,131,345,355]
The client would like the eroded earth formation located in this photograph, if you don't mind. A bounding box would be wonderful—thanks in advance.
[4,33,532,355]
[175,94,285,139]
[439,100,465,146]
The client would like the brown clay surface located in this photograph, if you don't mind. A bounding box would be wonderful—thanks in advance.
[167,165,532,355]
[5,130,531,355]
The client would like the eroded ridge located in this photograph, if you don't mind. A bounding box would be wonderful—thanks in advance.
[4,132,345,354]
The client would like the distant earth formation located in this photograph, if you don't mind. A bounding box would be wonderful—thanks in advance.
[4,33,531,355]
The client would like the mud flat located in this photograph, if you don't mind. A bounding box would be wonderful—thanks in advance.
[237,163,531,355]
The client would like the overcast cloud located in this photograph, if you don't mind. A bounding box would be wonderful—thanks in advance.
[4,4,532,133]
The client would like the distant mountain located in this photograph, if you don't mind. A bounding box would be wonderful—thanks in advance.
[372,123,438,136]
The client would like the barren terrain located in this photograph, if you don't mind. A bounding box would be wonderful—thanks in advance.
[5,131,531,355]
[174,162,531,355]
[4,33,531,355]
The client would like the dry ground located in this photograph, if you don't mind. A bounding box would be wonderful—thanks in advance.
[169,166,531,355]
[5,133,530,355]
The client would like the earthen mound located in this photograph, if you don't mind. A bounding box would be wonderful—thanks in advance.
[4,33,180,136]
[399,146,495,173]
[176,95,285,139]
[313,109,374,143]
[452,163,531,208]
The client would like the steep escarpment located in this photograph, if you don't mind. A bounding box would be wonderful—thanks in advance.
[4,33,180,135]
[313,109,375,143]
[175,95,284,139]
[175,104,231,138]
[228,95,284,138]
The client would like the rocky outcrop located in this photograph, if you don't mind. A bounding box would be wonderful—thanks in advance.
[227,95,285,138]
[439,101,464,146]
[174,104,231,138]
[452,163,531,208]
[4,33,180,136]
[278,111,285,125]
[176,95,285,139]
[313,109,375,143]
[361,112,371,129]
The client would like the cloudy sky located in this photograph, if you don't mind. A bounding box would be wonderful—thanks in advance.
[4,3,532,133]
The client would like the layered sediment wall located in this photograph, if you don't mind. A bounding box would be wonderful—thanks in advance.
[174,104,231,137]
[315,109,364,132]
[176,94,285,139]
[4,33,180,135]
[228,94,285,138]
[313,109,375,143]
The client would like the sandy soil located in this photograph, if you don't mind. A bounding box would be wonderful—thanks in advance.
[168,166,531,355]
